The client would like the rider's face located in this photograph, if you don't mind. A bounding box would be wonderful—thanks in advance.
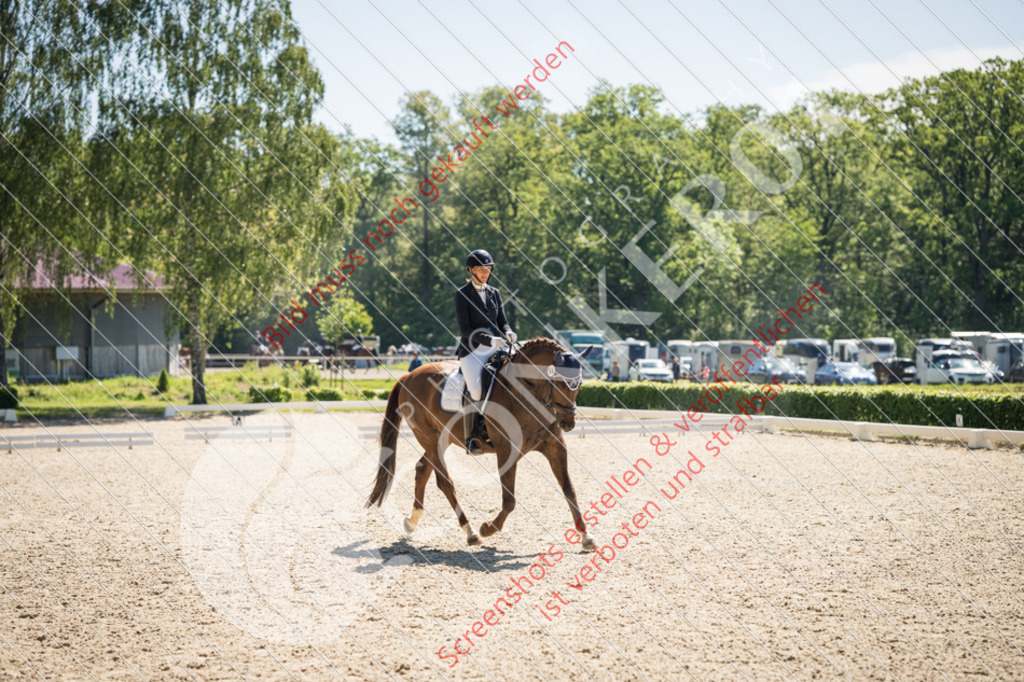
[470,265,492,283]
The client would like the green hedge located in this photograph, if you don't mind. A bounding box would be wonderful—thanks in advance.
[248,385,292,403]
[305,387,343,401]
[576,381,1024,431]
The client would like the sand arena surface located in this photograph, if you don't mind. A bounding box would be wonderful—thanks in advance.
[1,410,1023,680]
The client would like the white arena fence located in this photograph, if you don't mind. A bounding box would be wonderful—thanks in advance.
[161,401,1024,451]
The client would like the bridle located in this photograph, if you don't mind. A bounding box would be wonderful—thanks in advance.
[546,385,577,419]
[502,342,582,421]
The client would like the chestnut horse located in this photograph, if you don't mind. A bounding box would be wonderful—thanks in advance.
[366,337,595,549]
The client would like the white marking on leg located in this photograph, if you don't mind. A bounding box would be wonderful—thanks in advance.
[403,508,423,535]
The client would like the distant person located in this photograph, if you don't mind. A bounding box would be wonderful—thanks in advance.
[408,352,422,372]
[671,356,680,382]
[355,329,364,349]
[611,360,621,382]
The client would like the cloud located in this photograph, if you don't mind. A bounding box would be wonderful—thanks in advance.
[764,45,1019,107]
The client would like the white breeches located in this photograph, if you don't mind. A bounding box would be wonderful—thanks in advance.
[461,345,500,401]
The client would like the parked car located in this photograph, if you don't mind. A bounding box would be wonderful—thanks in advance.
[928,354,996,385]
[817,361,878,386]
[872,357,917,384]
[629,358,673,383]
[981,359,1004,380]
[746,356,806,384]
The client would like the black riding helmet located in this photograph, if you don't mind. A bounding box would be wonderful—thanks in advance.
[466,249,494,269]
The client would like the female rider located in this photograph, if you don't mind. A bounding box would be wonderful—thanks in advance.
[454,249,517,454]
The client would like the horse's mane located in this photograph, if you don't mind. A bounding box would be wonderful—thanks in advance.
[517,337,567,357]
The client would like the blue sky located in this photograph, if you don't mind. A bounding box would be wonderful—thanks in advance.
[289,0,1024,143]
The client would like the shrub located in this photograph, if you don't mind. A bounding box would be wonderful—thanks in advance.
[299,363,321,388]
[156,369,170,393]
[248,385,291,403]
[305,388,343,401]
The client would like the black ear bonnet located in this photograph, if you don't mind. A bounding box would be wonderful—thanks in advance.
[551,351,583,390]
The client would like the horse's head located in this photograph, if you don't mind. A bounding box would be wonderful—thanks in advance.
[508,338,586,432]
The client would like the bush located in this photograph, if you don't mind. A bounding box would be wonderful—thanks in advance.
[248,385,292,403]
[305,387,342,401]
[0,384,18,409]
[156,369,170,393]
[576,381,1024,431]
[299,363,321,388]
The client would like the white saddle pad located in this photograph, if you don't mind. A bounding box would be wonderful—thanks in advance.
[440,368,467,413]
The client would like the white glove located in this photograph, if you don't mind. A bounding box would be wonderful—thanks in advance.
[490,336,507,349]
[507,331,518,345]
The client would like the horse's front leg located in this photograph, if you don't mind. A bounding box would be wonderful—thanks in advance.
[480,447,519,538]
[544,435,595,550]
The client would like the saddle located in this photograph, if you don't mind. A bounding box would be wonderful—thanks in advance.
[440,352,511,413]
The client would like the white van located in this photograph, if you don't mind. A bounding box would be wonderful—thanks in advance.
[691,342,720,381]
[952,331,1024,377]
[779,338,829,384]
[833,339,859,364]
[860,337,897,367]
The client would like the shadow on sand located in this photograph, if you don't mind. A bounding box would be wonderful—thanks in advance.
[332,538,535,573]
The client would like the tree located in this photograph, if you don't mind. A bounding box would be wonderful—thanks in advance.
[881,57,1024,332]
[391,91,451,298]
[95,0,346,403]
[314,288,373,346]
[0,1,115,387]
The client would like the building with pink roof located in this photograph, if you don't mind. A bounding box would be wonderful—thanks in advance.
[12,261,180,382]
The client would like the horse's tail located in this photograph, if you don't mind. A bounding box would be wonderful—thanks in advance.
[367,380,403,507]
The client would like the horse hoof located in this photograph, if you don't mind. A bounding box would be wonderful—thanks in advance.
[467,533,482,546]
[479,521,498,537]
[582,534,595,551]
[403,517,417,536]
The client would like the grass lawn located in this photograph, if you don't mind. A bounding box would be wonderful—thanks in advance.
[12,362,400,419]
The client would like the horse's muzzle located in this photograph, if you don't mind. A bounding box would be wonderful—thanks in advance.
[559,417,576,432]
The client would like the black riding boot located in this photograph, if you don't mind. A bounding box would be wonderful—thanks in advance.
[464,405,484,455]
[464,363,498,455]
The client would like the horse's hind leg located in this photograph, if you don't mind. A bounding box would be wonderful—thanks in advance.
[403,455,432,535]
[480,447,518,538]
[431,451,480,545]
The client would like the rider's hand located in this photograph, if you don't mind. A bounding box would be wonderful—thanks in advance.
[490,336,507,349]
[507,331,518,345]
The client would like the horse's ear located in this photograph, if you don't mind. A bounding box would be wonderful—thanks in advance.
[578,345,596,360]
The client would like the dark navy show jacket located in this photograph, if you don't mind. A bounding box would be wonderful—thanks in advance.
[454,281,512,358]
